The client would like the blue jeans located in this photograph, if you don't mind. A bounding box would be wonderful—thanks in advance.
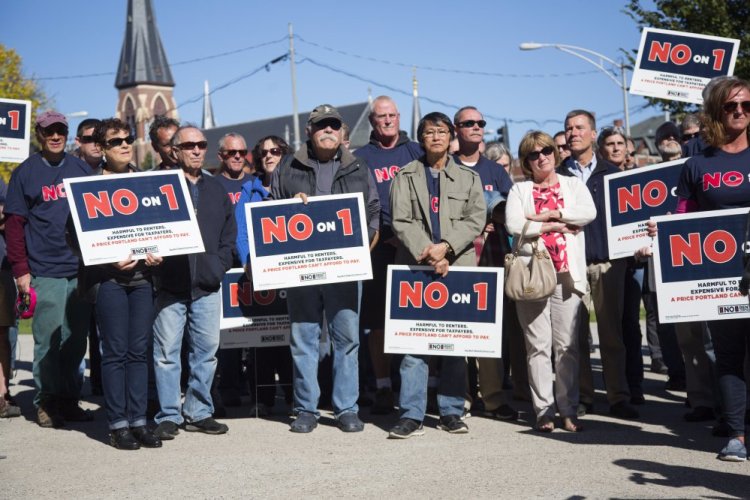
[96,281,153,429]
[152,291,220,425]
[399,354,466,422]
[286,281,361,417]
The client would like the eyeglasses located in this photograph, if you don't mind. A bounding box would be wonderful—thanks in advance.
[315,119,342,130]
[41,124,68,137]
[681,132,699,141]
[105,136,135,148]
[527,146,555,161]
[261,148,282,157]
[456,119,486,129]
[222,149,247,157]
[78,135,96,144]
[176,141,208,151]
[422,129,450,138]
[722,101,750,113]
[556,143,569,151]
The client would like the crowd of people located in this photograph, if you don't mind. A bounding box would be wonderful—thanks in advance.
[0,80,748,461]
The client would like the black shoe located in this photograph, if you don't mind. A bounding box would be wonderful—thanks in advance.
[290,412,318,433]
[59,401,94,422]
[684,406,715,422]
[131,426,163,448]
[110,428,140,450]
[388,418,424,439]
[438,414,469,434]
[337,412,364,432]
[630,392,646,405]
[609,401,640,420]
[577,402,594,418]
[482,404,519,421]
[370,388,395,415]
[153,421,180,440]
[185,417,228,435]
[665,377,686,391]
[650,358,669,375]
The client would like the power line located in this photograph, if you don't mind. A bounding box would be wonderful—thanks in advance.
[176,54,288,109]
[36,36,288,81]
[295,35,602,79]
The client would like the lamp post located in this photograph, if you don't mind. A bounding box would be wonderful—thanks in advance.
[519,42,630,137]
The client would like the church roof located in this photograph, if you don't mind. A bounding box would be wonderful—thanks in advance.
[115,0,174,89]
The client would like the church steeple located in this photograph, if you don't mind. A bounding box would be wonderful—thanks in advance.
[114,0,178,169]
[115,0,174,89]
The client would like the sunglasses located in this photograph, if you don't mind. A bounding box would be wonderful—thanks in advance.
[41,125,68,137]
[78,135,96,144]
[222,149,247,157]
[261,148,283,157]
[457,119,486,128]
[105,136,135,148]
[176,141,208,151]
[527,146,555,161]
[722,101,750,113]
[315,119,342,130]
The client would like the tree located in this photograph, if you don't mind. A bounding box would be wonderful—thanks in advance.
[0,44,50,181]
[624,0,750,115]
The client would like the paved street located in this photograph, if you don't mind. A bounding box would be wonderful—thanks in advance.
[1,329,748,499]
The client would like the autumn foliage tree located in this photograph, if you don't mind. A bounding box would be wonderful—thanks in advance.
[624,0,750,114]
[0,44,50,181]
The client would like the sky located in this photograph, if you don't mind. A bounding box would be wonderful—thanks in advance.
[2,0,660,152]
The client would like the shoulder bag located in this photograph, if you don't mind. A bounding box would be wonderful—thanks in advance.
[504,221,557,301]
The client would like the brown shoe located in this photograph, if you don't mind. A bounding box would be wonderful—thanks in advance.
[37,406,64,428]
[0,398,21,418]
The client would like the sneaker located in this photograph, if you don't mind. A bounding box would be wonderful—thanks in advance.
[388,418,424,439]
[481,404,519,421]
[109,428,140,450]
[153,421,180,440]
[609,401,639,420]
[371,388,395,415]
[438,414,469,434]
[59,401,94,422]
[37,406,64,428]
[290,412,318,433]
[337,412,364,432]
[717,438,747,462]
[185,417,228,435]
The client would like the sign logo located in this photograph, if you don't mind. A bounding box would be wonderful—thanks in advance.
[428,343,455,352]
[300,272,326,282]
[131,245,158,255]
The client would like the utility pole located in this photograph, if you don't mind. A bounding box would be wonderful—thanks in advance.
[289,23,301,151]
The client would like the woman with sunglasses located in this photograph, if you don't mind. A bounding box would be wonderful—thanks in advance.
[665,77,750,461]
[80,118,163,450]
[505,131,595,432]
[251,136,291,189]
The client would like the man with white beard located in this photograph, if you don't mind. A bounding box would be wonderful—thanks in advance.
[654,122,682,162]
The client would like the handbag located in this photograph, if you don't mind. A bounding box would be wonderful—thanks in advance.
[504,221,557,301]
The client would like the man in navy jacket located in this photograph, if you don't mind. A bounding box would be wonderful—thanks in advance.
[152,126,236,439]
[557,109,639,420]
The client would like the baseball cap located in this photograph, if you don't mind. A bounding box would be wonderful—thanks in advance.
[35,110,68,129]
[308,104,343,125]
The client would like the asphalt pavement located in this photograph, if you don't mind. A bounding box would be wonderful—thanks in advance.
[1,327,748,499]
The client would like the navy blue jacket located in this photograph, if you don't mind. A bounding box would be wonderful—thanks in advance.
[558,155,619,263]
[156,173,237,300]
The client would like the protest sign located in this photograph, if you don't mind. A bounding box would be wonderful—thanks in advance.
[605,159,685,259]
[0,98,31,163]
[246,193,372,290]
[652,208,750,323]
[384,265,503,358]
[64,170,204,265]
[630,28,739,104]
[219,269,290,349]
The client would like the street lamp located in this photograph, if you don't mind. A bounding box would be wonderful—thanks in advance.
[519,42,630,137]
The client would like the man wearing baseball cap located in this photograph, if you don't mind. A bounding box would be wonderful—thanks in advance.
[269,104,380,433]
[4,110,93,427]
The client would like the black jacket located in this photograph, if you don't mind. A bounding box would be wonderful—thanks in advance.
[558,155,619,263]
[156,173,237,300]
